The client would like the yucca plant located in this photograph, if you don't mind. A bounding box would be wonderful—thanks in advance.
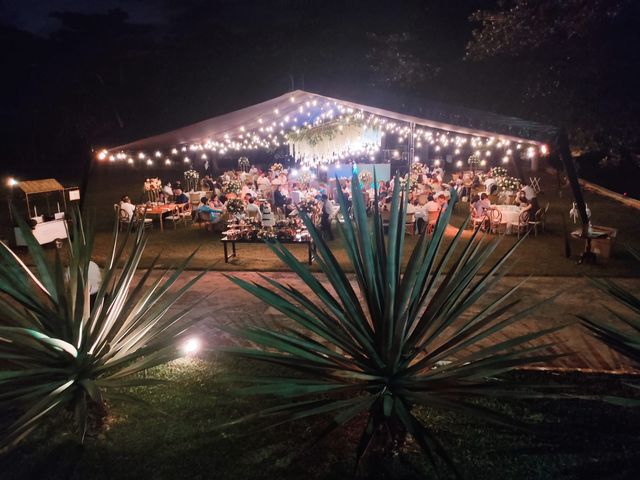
[0,209,205,450]
[580,246,640,377]
[222,173,565,475]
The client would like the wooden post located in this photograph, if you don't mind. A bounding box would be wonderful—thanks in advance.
[554,129,589,237]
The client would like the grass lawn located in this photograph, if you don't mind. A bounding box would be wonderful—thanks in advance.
[70,164,640,276]
[2,356,639,480]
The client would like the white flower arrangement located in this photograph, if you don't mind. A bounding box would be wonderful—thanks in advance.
[224,178,243,194]
[184,169,199,180]
[489,166,508,178]
[358,171,373,186]
[270,162,284,174]
[143,177,162,202]
[497,175,520,192]
[410,162,424,176]
[143,177,162,192]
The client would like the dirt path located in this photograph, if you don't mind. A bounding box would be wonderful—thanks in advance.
[167,272,640,374]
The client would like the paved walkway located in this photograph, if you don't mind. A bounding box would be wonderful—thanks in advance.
[170,272,640,374]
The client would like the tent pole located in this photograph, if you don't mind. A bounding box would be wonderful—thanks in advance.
[408,122,415,173]
[26,193,31,218]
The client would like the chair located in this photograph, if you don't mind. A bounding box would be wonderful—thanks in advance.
[164,207,183,229]
[529,177,542,195]
[405,212,416,235]
[512,211,530,239]
[528,209,544,237]
[488,208,506,234]
[179,204,193,226]
[189,193,201,210]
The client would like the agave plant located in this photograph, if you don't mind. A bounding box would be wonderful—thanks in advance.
[223,173,564,474]
[0,210,205,450]
[580,246,640,372]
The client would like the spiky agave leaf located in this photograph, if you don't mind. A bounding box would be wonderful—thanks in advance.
[580,245,640,390]
[223,172,565,474]
[0,207,206,450]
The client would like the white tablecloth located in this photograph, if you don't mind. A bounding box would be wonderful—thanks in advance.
[494,205,523,234]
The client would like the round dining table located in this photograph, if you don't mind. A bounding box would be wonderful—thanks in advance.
[493,204,523,234]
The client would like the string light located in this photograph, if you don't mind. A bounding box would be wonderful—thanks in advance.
[98,94,541,168]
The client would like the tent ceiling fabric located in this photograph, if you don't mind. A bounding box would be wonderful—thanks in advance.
[17,179,65,194]
[110,89,552,153]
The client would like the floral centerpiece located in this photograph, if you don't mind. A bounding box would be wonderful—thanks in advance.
[238,156,250,172]
[184,168,200,192]
[410,162,424,177]
[297,171,313,186]
[143,177,162,203]
[296,199,318,214]
[358,171,373,187]
[489,166,508,179]
[467,154,480,173]
[497,175,520,193]
[225,198,245,216]
[224,178,243,195]
[270,162,284,175]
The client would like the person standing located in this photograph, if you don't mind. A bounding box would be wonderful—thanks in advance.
[320,194,335,241]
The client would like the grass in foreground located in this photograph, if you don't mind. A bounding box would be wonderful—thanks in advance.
[2,355,639,480]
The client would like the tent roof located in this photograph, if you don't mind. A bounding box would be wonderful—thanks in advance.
[110,89,555,153]
[17,179,64,195]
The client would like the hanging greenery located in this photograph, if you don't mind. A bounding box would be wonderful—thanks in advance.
[286,118,365,146]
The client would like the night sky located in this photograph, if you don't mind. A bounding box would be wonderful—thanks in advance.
[1,0,638,194]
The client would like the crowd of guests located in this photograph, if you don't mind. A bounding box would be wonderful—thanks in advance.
[118,164,541,237]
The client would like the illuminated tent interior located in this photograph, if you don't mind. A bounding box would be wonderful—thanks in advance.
[101,90,554,173]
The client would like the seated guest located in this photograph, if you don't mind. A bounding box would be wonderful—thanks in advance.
[209,194,223,209]
[515,191,529,206]
[196,196,222,223]
[473,193,491,218]
[521,196,540,221]
[424,194,440,213]
[241,182,257,198]
[162,182,173,198]
[119,195,136,222]
[174,191,189,206]
[437,193,448,211]
[245,197,262,221]
[202,175,215,191]
[520,182,536,201]
[484,174,497,194]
